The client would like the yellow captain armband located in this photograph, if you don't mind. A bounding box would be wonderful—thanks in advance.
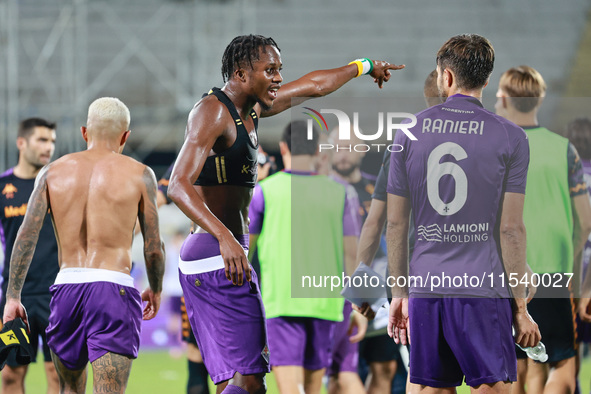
[348,58,373,77]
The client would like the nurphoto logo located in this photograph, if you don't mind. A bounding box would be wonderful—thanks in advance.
[303,107,418,152]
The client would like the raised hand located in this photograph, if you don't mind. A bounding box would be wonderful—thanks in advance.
[370,60,405,88]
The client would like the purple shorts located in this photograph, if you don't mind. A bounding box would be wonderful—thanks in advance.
[409,297,516,388]
[179,233,270,384]
[267,316,336,370]
[327,301,359,375]
[46,269,142,370]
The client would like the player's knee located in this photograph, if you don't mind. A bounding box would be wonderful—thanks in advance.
[187,360,208,394]
[1,366,26,387]
[516,359,527,379]
[252,376,267,394]
[230,373,266,394]
[371,360,397,380]
[245,374,266,394]
[187,343,203,362]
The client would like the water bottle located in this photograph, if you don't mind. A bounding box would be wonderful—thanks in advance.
[512,327,548,362]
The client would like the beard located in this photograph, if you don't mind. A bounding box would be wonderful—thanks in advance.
[256,97,272,112]
[333,163,357,177]
[437,80,446,100]
[25,151,47,170]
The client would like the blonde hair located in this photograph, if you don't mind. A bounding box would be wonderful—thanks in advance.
[499,66,546,113]
[87,97,130,132]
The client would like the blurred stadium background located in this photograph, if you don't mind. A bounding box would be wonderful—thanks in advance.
[2,0,591,175]
[1,0,591,392]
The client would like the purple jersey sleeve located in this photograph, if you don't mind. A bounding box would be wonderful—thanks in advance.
[387,130,410,197]
[248,184,265,234]
[343,184,361,237]
[504,125,530,194]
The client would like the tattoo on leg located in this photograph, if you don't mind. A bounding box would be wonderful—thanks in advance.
[91,352,133,393]
[51,351,87,393]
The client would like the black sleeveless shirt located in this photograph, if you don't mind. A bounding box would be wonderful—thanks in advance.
[194,88,259,188]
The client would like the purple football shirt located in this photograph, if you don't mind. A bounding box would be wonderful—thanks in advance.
[387,94,529,297]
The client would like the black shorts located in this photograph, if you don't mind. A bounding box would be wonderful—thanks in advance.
[0,293,52,365]
[516,296,576,363]
[180,296,198,346]
[359,333,400,363]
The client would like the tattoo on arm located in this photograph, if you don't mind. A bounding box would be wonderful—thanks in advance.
[6,167,50,300]
[139,167,165,294]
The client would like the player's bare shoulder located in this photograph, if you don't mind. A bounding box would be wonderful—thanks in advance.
[43,151,86,182]
[194,93,226,118]
[187,93,231,138]
[116,155,155,183]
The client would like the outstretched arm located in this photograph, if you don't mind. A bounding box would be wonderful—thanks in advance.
[139,166,166,320]
[260,60,404,117]
[168,98,251,286]
[3,166,51,326]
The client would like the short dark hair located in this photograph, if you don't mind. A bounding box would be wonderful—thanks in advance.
[436,34,495,91]
[221,35,280,83]
[565,117,591,160]
[282,120,318,156]
[18,117,56,139]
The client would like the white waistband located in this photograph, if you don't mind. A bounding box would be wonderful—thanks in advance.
[55,268,134,287]
[179,255,225,275]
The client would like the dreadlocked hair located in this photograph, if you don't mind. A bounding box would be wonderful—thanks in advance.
[221,35,280,83]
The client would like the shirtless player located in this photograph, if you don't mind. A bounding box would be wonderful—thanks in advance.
[3,97,165,394]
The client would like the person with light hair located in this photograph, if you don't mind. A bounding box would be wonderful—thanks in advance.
[87,97,131,129]
[3,97,165,393]
[496,66,591,394]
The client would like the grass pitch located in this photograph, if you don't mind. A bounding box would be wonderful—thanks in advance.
[15,350,591,393]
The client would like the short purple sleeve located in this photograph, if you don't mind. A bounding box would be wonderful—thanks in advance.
[343,184,361,237]
[248,184,265,234]
[504,126,530,194]
[387,130,410,197]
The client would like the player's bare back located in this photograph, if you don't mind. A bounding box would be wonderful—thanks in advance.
[46,150,149,274]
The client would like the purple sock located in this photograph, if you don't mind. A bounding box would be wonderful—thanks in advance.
[221,385,249,394]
